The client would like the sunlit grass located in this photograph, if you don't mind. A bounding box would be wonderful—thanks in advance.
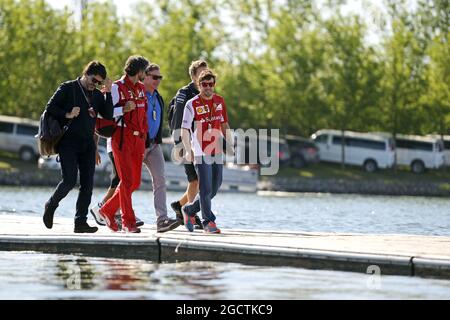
[0,161,11,170]
[299,171,313,178]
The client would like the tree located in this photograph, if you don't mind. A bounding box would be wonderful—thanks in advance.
[321,15,383,167]
[0,0,75,119]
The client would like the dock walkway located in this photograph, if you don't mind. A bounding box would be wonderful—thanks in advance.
[0,215,449,279]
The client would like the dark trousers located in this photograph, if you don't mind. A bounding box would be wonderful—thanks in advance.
[48,138,96,225]
[184,159,223,225]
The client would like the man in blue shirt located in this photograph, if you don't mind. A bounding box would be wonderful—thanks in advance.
[142,63,180,232]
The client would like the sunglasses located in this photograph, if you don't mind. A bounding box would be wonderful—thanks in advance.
[148,74,163,80]
[92,77,103,85]
[200,82,215,88]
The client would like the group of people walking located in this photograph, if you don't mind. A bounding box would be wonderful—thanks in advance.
[42,56,233,235]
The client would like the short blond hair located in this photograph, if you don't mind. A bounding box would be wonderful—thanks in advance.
[189,60,208,79]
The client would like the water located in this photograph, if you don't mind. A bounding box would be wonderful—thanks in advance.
[0,186,450,299]
[0,251,449,300]
[0,187,449,236]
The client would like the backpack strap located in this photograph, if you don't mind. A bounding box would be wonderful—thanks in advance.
[62,82,77,132]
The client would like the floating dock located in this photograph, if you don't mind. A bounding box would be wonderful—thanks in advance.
[0,215,449,279]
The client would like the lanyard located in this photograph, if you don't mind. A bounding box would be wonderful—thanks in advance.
[77,79,92,106]
[77,79,96,118]
[123,81,141,100]
[199,96,216,130]
[199,97,215,121]
[148,93,158,121]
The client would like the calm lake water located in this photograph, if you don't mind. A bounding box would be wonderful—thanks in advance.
[0,186,450,299]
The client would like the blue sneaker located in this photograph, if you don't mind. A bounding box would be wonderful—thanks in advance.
[181,206,196,232]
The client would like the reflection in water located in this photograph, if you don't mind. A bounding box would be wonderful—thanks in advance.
[102,260,156,291]
[52,256,225,298]
[1,252,450,299]
[56,258,96,290]
[165,262,225,299]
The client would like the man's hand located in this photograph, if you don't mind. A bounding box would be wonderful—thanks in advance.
[124,101,136,113]
[101,78,113,93]
[66,107,80,119]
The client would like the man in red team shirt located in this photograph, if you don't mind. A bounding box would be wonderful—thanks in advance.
[180,69,234,234]
[99,55,149,233]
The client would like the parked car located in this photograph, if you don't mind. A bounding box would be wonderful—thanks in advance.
[0,115,39,161]
[311,129,395,172]
[285,135,319,168]
[394,134,444,173]
[232,131,290,168]
[38,145,112,172]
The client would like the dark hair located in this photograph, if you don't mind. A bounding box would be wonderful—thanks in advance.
[197,69,216,84]
[145,63,160,75]
[82,61,107,79]
[189,60,208,79]
[124,55,150,76]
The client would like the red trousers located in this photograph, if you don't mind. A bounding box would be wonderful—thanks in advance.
[101,128,145,229]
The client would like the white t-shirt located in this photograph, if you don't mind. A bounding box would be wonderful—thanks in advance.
[106,137,112,153]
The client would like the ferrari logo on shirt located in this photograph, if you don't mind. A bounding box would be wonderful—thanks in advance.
[196,106,209,115]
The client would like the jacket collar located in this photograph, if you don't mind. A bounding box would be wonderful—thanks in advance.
[122,75,140,89]
[188,82,199,95]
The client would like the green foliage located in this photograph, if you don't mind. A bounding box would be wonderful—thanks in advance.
[0,0,448,139]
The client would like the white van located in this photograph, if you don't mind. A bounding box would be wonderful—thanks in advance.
[394,134,444,173]
[0,115,39,161]
[442,136,450,166]
[311,129,395,172]
[427,135,450,167]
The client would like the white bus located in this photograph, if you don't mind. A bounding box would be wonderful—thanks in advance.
[395,134,444,173]
[311,129,395,172]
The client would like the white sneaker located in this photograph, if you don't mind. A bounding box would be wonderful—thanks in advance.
[90,203,106,226]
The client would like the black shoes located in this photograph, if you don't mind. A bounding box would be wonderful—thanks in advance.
[171,201,203,229]
[136,217,144,227]
[43,201,58,229]
[194,215,203,230]
[157,218,181,233]
[171,201,183,222]
[74,222,98,233]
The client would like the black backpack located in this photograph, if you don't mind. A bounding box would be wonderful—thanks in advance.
[36,110,72,156]
[36,83,75,156]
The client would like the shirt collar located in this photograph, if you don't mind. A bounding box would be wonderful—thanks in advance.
[122,75,139,89]
[147,90,158,97]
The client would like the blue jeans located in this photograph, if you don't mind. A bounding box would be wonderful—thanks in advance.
[184,158,223,225]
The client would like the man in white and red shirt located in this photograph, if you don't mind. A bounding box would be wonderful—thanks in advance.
[181,69,234,234]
